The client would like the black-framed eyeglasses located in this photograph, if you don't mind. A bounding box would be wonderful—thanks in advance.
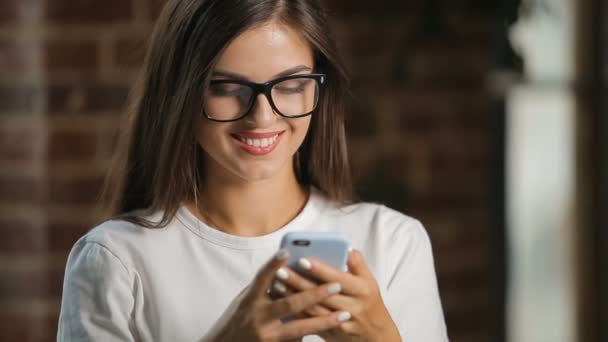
[202,73,325,122]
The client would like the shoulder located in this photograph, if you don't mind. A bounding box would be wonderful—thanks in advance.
[318,194,426,234]
[349,202,430,248]
[314,194,430,250]
[69,211,173,270]
[81,219,141,246]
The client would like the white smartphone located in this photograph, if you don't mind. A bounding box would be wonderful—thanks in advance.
[279,232,350,276]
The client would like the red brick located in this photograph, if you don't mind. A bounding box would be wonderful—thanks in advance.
[434,243,492,275]
[44,311,61,342]
[149,0,169,20]
[48,222,92,253]
[427,225,491,253]
[437,109,495,131]
[0,311,31,341]
[47,82,129,114]
[48,129,98,161]
[0,39,28,74]
[423,181,492,205]
[48,267,66,298]
[395,89,491,119]
[0,219,45,254]
[345,93,379,138]
[1,38,100,76]
[114,37,147,68]
[0,2,13,23]
[430,142,492,175]
[0,270,48,301]
[445,313,494,342]
[438,274,494,305]
[348,51,397,82]
[332,17,412,58]
[356,155,411,210]
[443,297,495,329]
[409,41,493,83]
[0,122,41,161]
[44,39,99,72]
[48,177,105,206]
[0,309,61,342]
[0,175,43,203]
[45,0,134,25]
[0,1,42,24]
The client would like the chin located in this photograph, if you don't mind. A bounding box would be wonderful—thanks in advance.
[233,162,284,182]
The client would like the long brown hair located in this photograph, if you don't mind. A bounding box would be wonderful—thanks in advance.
[101,0,353,227]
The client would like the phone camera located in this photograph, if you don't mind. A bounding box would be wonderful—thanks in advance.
[293,240,310,246]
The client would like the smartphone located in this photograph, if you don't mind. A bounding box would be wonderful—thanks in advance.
[280,232,350,277]
[273,232,350,321]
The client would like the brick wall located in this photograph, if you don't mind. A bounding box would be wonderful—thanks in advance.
[0,0,502,341]
[331,2,502,341]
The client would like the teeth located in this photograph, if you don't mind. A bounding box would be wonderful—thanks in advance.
[239,134,279,148]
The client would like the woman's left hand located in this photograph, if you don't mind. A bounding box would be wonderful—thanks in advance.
[274,250,402,342]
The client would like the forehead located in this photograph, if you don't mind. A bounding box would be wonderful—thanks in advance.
[213,22,314,82]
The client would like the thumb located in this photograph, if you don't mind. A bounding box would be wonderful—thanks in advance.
[251,249,290,297]
[347,249,372,278]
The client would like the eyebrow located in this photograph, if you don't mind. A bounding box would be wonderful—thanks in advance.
[211,65,312,81]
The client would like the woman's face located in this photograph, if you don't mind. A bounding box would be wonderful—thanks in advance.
[197,22,314,183]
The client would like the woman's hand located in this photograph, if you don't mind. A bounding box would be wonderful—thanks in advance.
[204,249,351,342]
[273,250,402,342]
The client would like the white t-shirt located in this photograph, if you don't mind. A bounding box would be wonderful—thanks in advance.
[57,190,449,341]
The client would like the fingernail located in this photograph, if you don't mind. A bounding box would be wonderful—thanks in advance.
[348,246,353,253]
[275,249,289,260]
[327,283,341,294]
[298,258,312,270]
[273,281,287,293]
[337,311,351,322]
[276,267,289,280]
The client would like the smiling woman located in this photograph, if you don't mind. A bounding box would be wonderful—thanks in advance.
[56,0,448,341]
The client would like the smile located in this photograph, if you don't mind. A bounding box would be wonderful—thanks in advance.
[230,131,285,156]
[235,134,279,148]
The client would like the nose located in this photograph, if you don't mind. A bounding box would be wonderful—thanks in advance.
[246,93,277,127]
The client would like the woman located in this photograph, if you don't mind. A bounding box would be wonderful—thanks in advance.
[57,0,448,341]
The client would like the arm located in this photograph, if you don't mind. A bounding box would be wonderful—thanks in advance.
[57,241,139,341]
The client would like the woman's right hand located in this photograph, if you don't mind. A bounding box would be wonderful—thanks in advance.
[205,249,350,342]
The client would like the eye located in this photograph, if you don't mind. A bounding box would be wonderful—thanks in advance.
[209,83,249,97]
[274,79,309,94]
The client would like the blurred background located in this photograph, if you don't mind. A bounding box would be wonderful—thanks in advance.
[0,0,605,341]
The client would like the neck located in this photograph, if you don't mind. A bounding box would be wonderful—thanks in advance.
[186,165,309,237]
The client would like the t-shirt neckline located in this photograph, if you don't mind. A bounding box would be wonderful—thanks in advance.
[175,188,323,250]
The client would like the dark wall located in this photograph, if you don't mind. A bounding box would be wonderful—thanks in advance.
[595,0,608,338]
[326,1,504,341]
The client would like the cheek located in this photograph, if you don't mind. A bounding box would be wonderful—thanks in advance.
[292,117,312,142]
[196,123,227,155]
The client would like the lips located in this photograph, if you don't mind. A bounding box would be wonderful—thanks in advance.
[230,130,285,156]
